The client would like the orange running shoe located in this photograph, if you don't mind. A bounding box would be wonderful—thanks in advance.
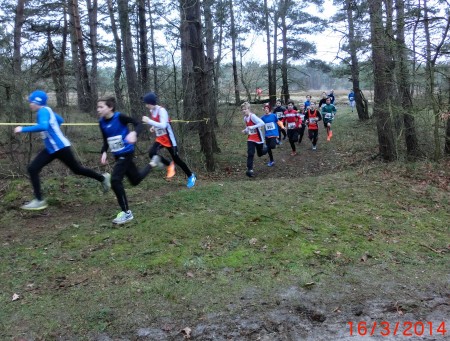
[166,161,176,178]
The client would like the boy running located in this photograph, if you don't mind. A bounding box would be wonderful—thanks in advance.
[242,102,266,177]
[141,92,197,188]
[260,103,280,167]
[14,90,110,210]
[321,97,337,141]
[272,100,287,142]
[98,96,152,224]
[283,100,302,156]
[305,102,322,150]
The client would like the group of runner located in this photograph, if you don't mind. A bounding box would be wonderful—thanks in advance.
[242,92,337,177]
[14,90,196,224]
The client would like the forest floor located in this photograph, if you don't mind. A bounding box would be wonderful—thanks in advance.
[1,110,449,341]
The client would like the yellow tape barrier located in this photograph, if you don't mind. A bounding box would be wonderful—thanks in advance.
[0,118,209,126]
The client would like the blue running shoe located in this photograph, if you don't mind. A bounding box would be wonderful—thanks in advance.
[187,173,197,188]
[267,161,275,167]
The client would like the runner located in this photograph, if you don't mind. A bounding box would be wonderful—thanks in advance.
[297,102,306,145]
[241,102,266,177]
[260,103,281,167]
[272,99,287,142]
[321,97,337,141]
[283,100,302,156]
[305,102,322,150]
[348,89,355,112]
[141,92,197,188]
[14,90,110,211]
[98,96,152,224]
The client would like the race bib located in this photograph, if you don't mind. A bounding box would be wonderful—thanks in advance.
[276,112,283,119]
[349,97,354,101]
[107,135,125,152]
[155,128,166,136]
[309,118,316,124]
[299,114,305,121]
[287,122,296,129]
[325,113,332,119]
[265,122,275,130]
[248,128,257,135]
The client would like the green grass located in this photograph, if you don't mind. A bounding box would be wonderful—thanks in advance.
[0,107,449,339]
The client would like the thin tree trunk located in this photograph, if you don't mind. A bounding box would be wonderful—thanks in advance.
[138,0,149,91]
[147,0,158,91]
[117,0,141,118]
[107,0,124,109]
[280,1,289,104]
[229,0,240,105]
[13,0,25,78]
[346,0,369,120]
[272,11,278,101]
[86,0,98,113]
[264,0,276,106]
[395,0,420,158]
[369,0,397,161]
[68,0,92,112]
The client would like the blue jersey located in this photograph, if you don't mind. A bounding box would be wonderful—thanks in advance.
[260,113,279,138]
[99,112,135,156]
[21,106,70,154]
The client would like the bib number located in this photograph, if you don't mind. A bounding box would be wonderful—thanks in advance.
[276,112,283,119]
[288,122,296,129]
[155,128,166,136]
[107,135,125,152]
[265,122,275,131]
[325,113,332,119]
[248,128,257,135]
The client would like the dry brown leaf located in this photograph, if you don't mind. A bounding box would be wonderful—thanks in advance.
[186,272,194,278]
[181,327,192,339]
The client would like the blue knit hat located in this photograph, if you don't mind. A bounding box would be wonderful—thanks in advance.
[142,92,157,105]
[28,90,48,106]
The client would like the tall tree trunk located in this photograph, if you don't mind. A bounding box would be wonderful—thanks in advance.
[395,0,420,158]
[272,11,278,101]
[107,0,124,109]
[180,0,216,171]
[203,0,221,151]
[117,0,141,118]
[138,0,149,91]
[12,0,25,78]
[423,0,440,160]
[147,0,158,91]
[229,0,240,105]
[86,0,98,113]
[47,29,68,108]
[369,0,397,161]
[346,0,369,120]
[280,1,289,104]
[264,0,276,106]
[68,0,92,112]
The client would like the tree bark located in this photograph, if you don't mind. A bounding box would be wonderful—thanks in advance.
[229,0,240,105]
[345,0,369,120]
[264,0,276,106]
[395,0,420,158]
[107,0,124,109]
[180,0,216,171]
[138,0,149,91]
[369,0,397,161]
[86,0,98,113]
[68,0,92,112]
[117,0,141,118]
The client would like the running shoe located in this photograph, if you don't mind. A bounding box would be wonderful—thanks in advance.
[246,170,255,177]
[112,210,134,224]
[101,173,111,193]
[150,155,164,169]
[21,199,48,210]
[187,173,197,188]
[267,161,275,167]
[312,145,317,151]
[166,161,176,178]
[290,151,297,156]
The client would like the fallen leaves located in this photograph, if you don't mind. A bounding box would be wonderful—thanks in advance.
[12,293,20,301]
[181,327,192,339]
